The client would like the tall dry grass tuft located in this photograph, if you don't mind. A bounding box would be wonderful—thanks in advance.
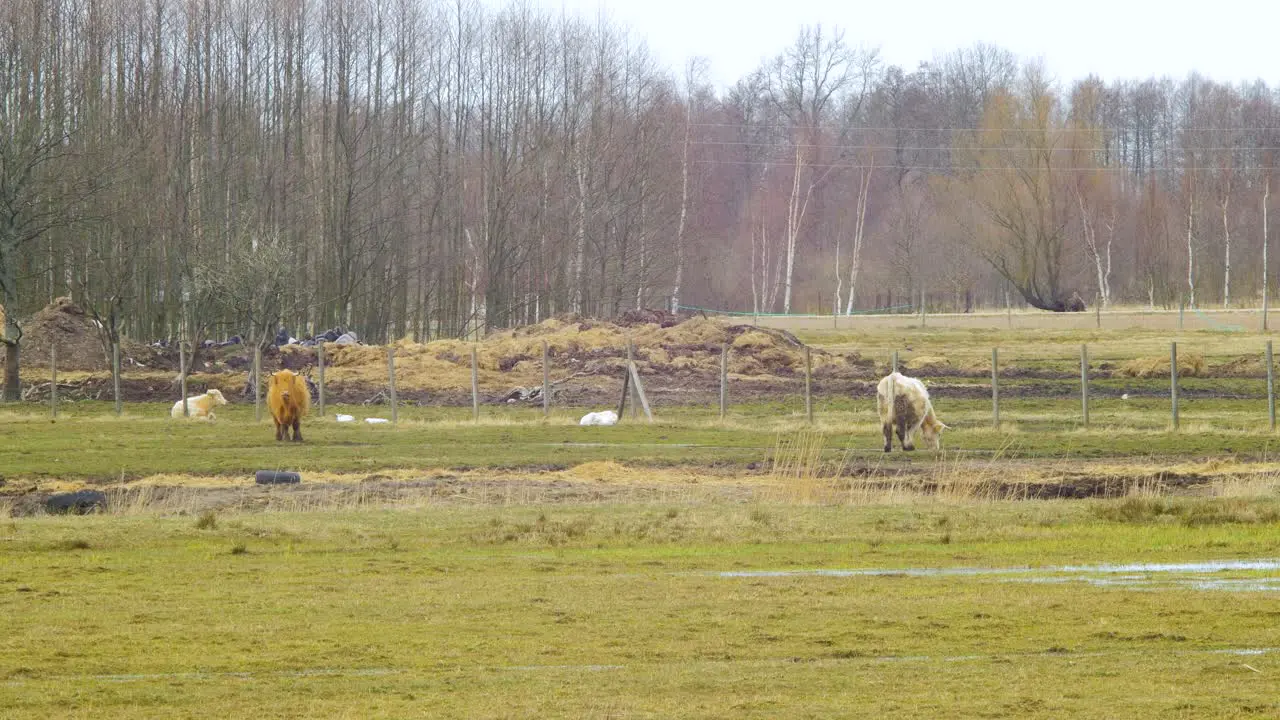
[765,430,849,504]
[930,436,1023,502]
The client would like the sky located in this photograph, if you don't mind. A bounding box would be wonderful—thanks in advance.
[509,0,1280,92]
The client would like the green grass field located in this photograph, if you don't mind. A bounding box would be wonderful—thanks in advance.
[5,322,1280,717]
[3,503,1279,718]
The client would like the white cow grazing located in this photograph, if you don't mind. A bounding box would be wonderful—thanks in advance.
[876,372,947,452]
[170,389,228,420]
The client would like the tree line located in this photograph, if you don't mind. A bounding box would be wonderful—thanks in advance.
[2,0,1278,399]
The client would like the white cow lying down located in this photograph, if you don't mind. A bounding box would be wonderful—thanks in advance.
[171,389,228,420]
[876,372,948,452]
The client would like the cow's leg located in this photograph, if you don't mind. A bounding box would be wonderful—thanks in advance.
[292,417,302,442]
[898,418,914,451]
[883,423,894,452]
[275,421,285,441]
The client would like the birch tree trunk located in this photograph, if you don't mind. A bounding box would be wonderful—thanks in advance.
[844,163,873,315]
[572,148,587,314]
[782,145,803,314]
[750,210,760,315]
[670,107,690,314]
[1076,189,1111,308]
[1265,176,1271,314]
[1221,192,1231,308]
[1186,187,1197,307]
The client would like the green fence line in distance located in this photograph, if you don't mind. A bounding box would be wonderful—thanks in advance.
[678,304,915,318]
[1190,306,1246,332]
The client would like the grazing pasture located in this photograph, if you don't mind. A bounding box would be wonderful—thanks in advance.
[3,321,1280,717]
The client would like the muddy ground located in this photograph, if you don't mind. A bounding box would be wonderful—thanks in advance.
[8,459,1244,517]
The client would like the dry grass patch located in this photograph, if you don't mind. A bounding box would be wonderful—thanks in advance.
[1117,352,1207,378]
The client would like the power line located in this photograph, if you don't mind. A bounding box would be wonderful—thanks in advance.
[686,121,1280,133]
[690,158,1280,172]
[688,140,1280,153]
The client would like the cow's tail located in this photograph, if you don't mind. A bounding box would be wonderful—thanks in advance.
[876,380,892,422]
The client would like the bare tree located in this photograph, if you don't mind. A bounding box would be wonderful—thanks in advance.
[954,66,1080,311]
[766,25,877,314]
[670,58,708,314]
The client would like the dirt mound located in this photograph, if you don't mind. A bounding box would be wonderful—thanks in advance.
[616,308,680,327]
[1211,356,1265,378]
[278,315,865,393]
[1116,353,1207,379]
[15,297,110,371]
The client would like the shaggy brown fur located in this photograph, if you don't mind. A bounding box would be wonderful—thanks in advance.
[267,369,311,441]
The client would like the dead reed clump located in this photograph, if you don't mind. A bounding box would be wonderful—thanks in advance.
[1116,353,1206,378]
[904,355,951,372]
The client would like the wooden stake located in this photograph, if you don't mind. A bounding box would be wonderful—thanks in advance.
[719,344,728,420]
[628,360,653,423]
[112,341,121,416]
[627,341,638,420]
[1080,344,1089,427]
[891,350,898,374]
[542,340,550,417]
[388,346,398,424]
[253,346,262,423]
[50,344,57,419]
[471,345,480,422]
[992,347,999,429]
[180,342,188,417]
[616,363,631,418]
[1171,341,1179,430]
[1178,299,1185,330]
[1268,340,1275,432]
[317,344,326,417]
[804,346,813,424]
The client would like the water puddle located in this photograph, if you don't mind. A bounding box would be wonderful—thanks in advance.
[718,559,1280,592]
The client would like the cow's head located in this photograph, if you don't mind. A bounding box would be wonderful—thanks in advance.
[921,415,949,450]
[207,389,228,405]
[271,370,298,399]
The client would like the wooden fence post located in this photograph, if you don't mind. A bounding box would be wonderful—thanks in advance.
[542,340,550,417]
[1268,340,1276,432]
[1095,301,1101,329]
[180,342,188,417]
[1080,344,1090,427]
[891,350,898,375]
[1170,341,1179,430]
[626,340,638,420]
[804,346,813,424]
[920,289,926,327]
[388,345,398,424]
[1178,300,1185,331]
[317,344,326,417]
[253,346,262,423]
[50,344,57,419]
[719,344,728,420]
[112,341,122,416]
[628,360,654,423]
[471,345,480,422]
[992,347,1000,429]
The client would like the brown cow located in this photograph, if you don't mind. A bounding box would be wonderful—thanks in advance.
[267,369,311,442]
